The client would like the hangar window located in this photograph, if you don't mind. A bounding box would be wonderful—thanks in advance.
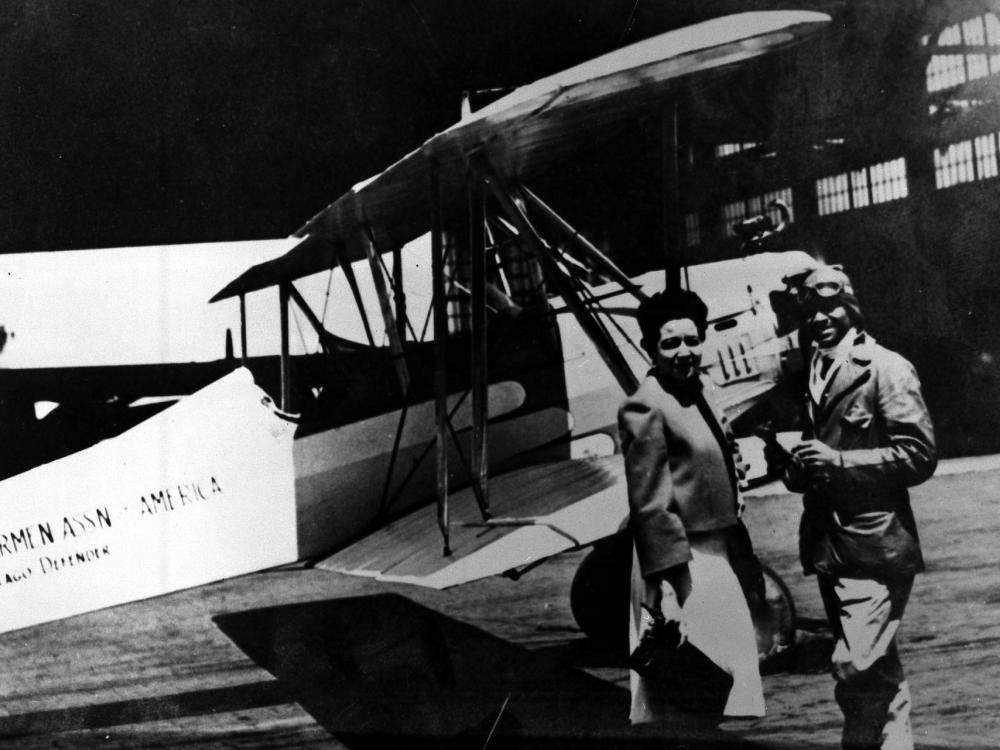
[715,142,761,158]
[869,158,909,203]
[816,173,850,216]
[934,133,1000,187]
[817,158,908,216]
[850,168,870,208]
[925,12,1000,99]
[935,139,976,187]
[720,188,793,237]
[977,133,999,178]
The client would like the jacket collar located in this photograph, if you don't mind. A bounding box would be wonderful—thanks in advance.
[809,331,875,424]
[648,367,707,406]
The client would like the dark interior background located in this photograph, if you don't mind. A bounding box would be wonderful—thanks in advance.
[5,0,1000,458]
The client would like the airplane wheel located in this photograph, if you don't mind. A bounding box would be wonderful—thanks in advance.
[569,531,631,647]
[753,563,796,660]
[570,537,797,659]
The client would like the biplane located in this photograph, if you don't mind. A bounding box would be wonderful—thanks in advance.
[207,12,827,641]
[0,10,828,643]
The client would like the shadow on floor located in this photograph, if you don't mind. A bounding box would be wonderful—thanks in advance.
[759,618,834,677]
[0,680,290,738]
[530,634,629,670]
[531,616,833,681]
[213,593,766,749]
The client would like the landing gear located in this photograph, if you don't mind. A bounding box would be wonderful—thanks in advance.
[569,531,633,647]
[569,535,797,661]
[753,563,796,659]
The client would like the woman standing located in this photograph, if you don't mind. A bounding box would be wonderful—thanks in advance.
[619,289,765,723]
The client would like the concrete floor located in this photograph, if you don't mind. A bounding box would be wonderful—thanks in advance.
[1,457,998,748]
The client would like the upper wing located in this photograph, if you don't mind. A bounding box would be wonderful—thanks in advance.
[212,11,829,303]
[315,456,627,589]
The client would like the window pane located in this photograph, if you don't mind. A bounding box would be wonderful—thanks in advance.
[715,142,760,158]
[959,140,974,183]
[935,140,975,188]
[963,16,986,45]
[939,23,962,46]
[816,173,850,216]
[927,15,1000,89]
[964,16,990,79]
[892,158,910,199]
[927,23,966,92]
[986,13,1000,72]
[976,133,998,178]
[927,53,968,91]
[851,169,870,208]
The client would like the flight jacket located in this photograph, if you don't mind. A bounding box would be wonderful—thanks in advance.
[618,372,740,580]
[784,332,937,578]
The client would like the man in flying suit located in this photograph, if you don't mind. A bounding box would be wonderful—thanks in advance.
[765,264,936,750]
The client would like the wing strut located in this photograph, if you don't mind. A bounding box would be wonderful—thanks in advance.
[374,249,420,341]
[392,246,407,343]
[519,185,647,302]
[430,164,451,556]
[279,283,292,411]
[469,171,491,521]
[362,227,410,396]
[473,156,638,396]
[239,294,248,364]
[336,242,376,347]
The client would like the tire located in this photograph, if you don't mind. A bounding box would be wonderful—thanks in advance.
[570,535,797,659]
[569,531,631,646]
[753,563,797,659]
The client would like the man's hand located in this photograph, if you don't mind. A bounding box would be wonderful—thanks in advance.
[791,439,842,470]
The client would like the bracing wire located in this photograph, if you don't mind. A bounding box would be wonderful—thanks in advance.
[615,0,642,48]
[319,259,338,338]
[579,281,650,365]
[550,245,649,364]
[380,388,473,515]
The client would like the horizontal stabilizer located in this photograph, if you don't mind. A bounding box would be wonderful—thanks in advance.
[316,456,628,589]
[0,368,298,634]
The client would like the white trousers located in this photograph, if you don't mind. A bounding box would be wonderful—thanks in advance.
[629,530,765,723]
[818,574,915,750]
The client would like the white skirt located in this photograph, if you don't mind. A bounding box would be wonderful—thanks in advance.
[629,530,765,723]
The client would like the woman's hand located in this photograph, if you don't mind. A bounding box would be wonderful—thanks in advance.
[644,564,691,623]
[657,579,684,623]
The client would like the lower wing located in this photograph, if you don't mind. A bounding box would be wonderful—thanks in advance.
[316,456,628,589]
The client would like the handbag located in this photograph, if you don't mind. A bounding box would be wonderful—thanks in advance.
[628,605,733,715]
